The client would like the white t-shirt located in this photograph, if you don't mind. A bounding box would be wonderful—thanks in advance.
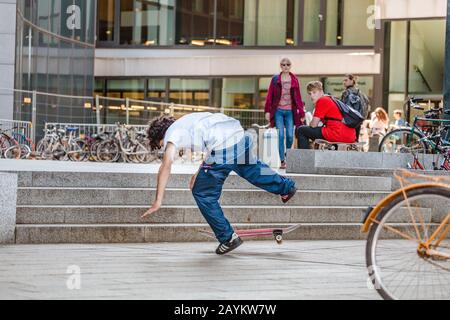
[163,112,245,152]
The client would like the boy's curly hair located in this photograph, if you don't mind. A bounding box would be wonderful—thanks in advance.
[147,115,176,150]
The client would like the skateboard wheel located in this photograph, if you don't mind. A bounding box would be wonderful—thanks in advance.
[275,235,283,244]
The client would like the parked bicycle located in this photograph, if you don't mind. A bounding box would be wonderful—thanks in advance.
[36,126,87,161]
[379,97,450,155]
[96,123,151,163]
[0,125,33,159]
[362,170,449,300]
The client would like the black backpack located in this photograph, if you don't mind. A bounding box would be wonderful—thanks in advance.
[325,95,365,129]
[343,88,369,119]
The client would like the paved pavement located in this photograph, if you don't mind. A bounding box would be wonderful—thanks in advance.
[0,240,380,300]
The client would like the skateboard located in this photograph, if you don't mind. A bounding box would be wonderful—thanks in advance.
[314,139,366,151]
[198,224,301,245]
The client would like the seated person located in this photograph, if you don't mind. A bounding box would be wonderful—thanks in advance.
[369,107,389,137]
[393,109,407,127]
[297,81,356,149]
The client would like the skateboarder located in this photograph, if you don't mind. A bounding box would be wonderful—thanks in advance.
[141,113,297,255]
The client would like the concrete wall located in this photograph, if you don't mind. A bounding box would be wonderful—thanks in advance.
[95,49,381,77]
[0,172,17,244]
[0,0,16,120]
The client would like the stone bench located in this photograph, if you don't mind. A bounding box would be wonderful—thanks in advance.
[286,149,445,175]
[0,172,18,244]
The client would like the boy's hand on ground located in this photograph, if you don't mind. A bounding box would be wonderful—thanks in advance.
[141,202,161,219]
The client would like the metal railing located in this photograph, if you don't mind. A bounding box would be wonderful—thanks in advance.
[0,119,33,143]
[1,87,267,141]
[44,122,148,137]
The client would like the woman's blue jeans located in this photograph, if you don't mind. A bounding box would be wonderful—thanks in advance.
[275,109,294,162]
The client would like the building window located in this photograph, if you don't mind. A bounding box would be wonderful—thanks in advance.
[325,0,340,46]
[386,19,445,122]
[258,77,271,109]
[107,79,146,99]
[324,0,375,46]
[256,0,299,46]
[120,0,175,45]
[98,0,374,47]
[302,0,321,43]
[98,0,115,42]
[222,78,256,109]
[148,78,167,101]
[409,20,445,95]
[176,0,214,45]
[216,0,245,46]
[169,79,210,105]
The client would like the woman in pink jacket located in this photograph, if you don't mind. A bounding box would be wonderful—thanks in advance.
[265,58,305,169]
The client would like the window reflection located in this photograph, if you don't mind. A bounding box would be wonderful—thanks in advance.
[98,0,115,42]
[222,78,256,109]
[97,0,375,47]
[169,79,210,105]
[99,75,374,113]
[120,0,175,45]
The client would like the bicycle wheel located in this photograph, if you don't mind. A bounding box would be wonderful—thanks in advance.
[0,133,12,158]
[68,139,87,162]
[366,185,450,300]
[36,139,52,160]
[97,140,120,162]
[4,144,31,159]
[124,141,147,163]
[89,140,101,161]
[140,140,157,163]
[379,129,428,154]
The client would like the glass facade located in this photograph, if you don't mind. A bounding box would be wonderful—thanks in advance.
[97,75,374,113]
[15,0,96,136]
[120,0,175,45]
[386,19,445,122]
[97,0,375,47]
[169,79,210,105]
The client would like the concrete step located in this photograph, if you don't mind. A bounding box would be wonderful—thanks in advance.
[15,223,369,244]
[16,205,371,224]
[286,150,450,178]
[17,222,437,244]
[17,205,429,225]
[15,171,392,191]
[17,187,389,206]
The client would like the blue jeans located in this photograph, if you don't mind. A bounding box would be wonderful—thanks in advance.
[275,109,294,162]
[192,133,296,243]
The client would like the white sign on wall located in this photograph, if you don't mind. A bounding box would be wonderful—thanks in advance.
[66,5,81,30]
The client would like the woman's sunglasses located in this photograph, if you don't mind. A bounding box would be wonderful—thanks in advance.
[281,64,291,67]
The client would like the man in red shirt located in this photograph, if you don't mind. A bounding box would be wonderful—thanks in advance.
[297,81,356,149]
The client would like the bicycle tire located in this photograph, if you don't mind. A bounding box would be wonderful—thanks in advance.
[378,128,428,154]
[4,144,30,159]
[0,133,13,157]
[36,139,51,160]
[132,142,148,163]
[366,185,450,300]
[97,140,120,162]
[89,140,101,161]
[68,139,87,162]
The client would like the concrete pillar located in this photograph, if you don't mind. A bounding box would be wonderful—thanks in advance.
[444,0,450,119]
[0,0,17,120]
[0,173,17,244]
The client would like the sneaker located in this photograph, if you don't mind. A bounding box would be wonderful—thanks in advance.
[280,161,286,169]
[281,187,297,204]
[215,233,243,255]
